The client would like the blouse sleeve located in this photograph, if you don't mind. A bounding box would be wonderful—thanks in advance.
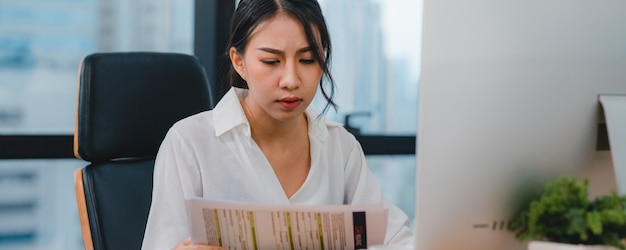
[141,128,203,250]
[342,133,415,247]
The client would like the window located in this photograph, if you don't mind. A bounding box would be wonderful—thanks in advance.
[318,0,420,134]
[0,1,194,249]
[0,0,193,134]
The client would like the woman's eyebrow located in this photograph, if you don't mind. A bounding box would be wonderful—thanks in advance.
[257,46,313,55]
[297,46,313,53]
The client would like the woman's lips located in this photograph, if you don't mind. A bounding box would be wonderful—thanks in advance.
[277,97,302,109]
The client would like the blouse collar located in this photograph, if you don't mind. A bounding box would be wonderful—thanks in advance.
[212,87,341,142]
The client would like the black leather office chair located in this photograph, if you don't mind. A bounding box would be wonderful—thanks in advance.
[73,52,212,250]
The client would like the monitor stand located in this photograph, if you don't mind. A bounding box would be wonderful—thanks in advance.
[599,94,626,195]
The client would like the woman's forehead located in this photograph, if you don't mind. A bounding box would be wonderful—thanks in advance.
[246,12,322,50]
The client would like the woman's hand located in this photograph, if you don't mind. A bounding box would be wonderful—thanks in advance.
[172,237,226,250]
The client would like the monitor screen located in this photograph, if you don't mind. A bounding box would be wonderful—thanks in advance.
[415,0,626,249]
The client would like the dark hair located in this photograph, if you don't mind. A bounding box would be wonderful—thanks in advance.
[227,0,337,114]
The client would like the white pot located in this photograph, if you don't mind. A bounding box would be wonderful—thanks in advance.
[528,241,619,250]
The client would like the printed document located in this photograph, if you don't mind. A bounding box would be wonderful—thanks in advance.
[186,198,388,250]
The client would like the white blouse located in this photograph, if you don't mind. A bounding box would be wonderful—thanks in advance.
[141,87,414,249]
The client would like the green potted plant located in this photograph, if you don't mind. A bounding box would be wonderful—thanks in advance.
[508,176,626,250]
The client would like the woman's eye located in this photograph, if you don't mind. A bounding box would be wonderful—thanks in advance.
[261,60,279,65]
[300,59,316,64]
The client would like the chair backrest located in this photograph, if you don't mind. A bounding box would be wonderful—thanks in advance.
[73,52,212,250]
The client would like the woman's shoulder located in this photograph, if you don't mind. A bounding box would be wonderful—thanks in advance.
[326,120,355,139]
[169,110,216,135]
[309,113,360,148]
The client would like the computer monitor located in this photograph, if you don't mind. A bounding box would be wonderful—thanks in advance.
[414,0,626,249]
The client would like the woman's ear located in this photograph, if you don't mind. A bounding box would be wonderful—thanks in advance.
[229,47,246,81]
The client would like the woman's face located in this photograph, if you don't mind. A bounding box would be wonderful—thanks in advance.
[230,12,323,124]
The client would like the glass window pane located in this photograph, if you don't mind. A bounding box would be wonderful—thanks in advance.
[0,0,194,134]
[318,0,421,134]
[0,159,84,250]
[0,1,194,249]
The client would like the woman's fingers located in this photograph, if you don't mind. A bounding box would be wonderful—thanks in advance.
[172,237,225,250]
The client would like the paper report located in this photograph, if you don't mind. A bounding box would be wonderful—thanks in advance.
[186,198,388,250]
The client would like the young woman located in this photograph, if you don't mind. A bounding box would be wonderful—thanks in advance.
[141,0,414,249]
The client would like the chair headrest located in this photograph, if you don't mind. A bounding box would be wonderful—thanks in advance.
[75,52,212,162]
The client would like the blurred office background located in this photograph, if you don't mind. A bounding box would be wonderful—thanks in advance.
[0,0,420,249]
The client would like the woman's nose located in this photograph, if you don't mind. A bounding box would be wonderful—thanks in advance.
[279,61,301,89]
